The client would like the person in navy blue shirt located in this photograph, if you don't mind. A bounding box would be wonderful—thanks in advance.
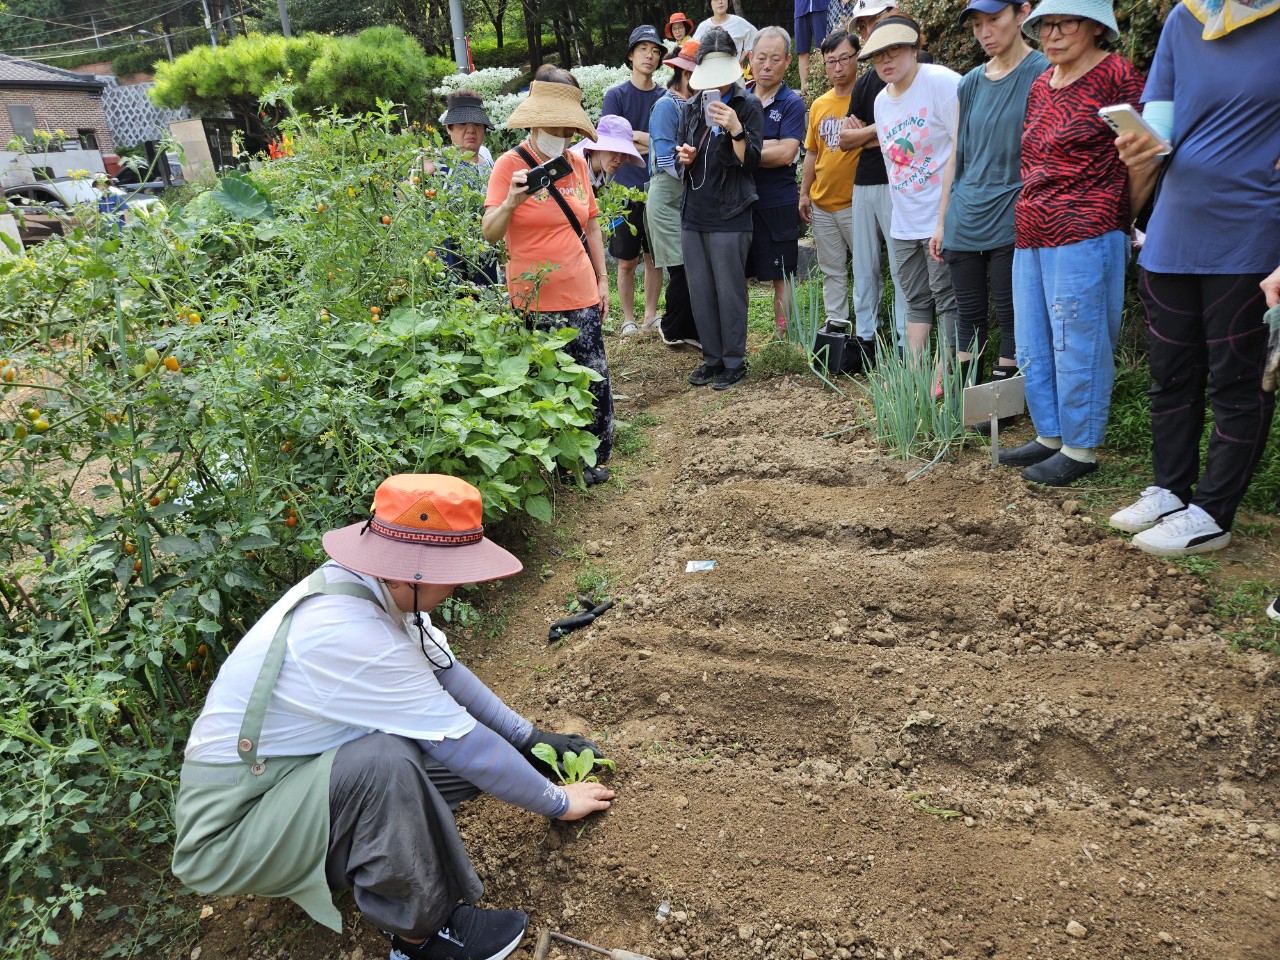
[602,25,668,337]
[747,27,807,333]
[794,0,830,95]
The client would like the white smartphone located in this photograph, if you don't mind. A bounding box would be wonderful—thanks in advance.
[1098,104,1171,155]
[703,90,716,127]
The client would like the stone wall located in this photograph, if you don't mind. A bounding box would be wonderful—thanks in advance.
[100,78,189,148]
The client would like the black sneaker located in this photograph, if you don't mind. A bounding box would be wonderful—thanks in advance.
[997,439,1058,467]
[584,464,610,487]
[1022,451,1098,487]
[688,362,724,386]
[712,365,748,391]
[389,905,528,960]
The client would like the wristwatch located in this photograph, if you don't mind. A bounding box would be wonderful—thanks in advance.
[731,128,747,141]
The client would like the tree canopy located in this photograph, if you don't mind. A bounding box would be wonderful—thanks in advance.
[150,27,452,133]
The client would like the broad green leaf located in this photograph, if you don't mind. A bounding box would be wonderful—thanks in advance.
[524,495,552,524]
[210,174,274,220]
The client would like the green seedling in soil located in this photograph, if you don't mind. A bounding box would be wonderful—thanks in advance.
[531,744,616,784]
[906,791,962,821]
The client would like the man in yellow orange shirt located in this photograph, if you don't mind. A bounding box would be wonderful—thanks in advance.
[799,29,862,331]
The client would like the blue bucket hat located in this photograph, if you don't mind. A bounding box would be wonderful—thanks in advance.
[959,0,1021,25]
[1023,0,1119,42]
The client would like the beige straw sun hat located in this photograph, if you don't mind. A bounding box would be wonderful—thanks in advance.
[505,81,598,141]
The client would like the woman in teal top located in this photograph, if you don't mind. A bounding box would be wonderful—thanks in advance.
[930,0,1047,389]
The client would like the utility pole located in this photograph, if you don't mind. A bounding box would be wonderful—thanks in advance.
[278,0,291,38]
[201,0,218,47]
[448,0,469,74]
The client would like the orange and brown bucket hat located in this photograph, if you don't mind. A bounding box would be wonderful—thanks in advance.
[323,474,523,585]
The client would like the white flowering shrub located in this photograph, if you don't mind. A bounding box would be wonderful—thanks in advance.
[434,67,522,100]
[437,64,672,152]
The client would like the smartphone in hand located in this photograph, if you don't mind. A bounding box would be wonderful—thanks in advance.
[525,155,573,193]
[1099,105,1171,155]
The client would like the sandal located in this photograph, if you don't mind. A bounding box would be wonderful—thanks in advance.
[619,322,639,337]
[641,315,663,334]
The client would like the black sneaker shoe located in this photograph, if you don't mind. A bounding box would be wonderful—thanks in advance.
[1022,451,1098,487]
[584,464,610,487]
[389,905,528,960]
[688,362,724,386]
[712,365,748,391]
[997,439,1058,467]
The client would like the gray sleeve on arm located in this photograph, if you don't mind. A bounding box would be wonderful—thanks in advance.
[419,723,569,818]
[434,660,534,748]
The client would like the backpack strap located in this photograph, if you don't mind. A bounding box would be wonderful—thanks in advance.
[236,567,380,770]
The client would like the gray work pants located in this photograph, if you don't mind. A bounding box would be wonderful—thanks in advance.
[682,228,752,370]
[893,237,958,348]
[325,733,484,939]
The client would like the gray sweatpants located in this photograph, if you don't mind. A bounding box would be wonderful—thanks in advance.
[893,237,958,348]
[325,733,484,939]
[682,228,752,370]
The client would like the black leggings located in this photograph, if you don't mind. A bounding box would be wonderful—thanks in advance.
[1138,269,1275,530]
[944,245,1015,360]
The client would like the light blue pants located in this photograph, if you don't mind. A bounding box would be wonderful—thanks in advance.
[851,183,907,346]
[1012,231,1128,449]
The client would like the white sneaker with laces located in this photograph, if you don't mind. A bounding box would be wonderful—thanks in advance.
[1132,505,1230,557]
[1109,486,1185,533]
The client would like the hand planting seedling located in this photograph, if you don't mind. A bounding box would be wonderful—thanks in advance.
[531,743,616,784]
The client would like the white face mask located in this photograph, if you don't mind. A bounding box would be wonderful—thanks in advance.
[534,129,568,158]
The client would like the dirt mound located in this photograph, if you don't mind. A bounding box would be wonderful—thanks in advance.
[117,364,1280,960]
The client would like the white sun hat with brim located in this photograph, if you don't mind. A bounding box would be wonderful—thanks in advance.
[688,51,744,91]
[505,81,597,141]
[857,17,922,59]
[1022,0,1120,42]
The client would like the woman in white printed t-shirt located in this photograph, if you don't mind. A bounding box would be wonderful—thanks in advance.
[865,15,963,363]
[693,0,758,61]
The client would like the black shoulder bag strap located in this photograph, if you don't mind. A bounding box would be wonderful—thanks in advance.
[514,145,599,275]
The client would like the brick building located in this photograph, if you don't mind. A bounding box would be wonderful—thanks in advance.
[0,55,114,154]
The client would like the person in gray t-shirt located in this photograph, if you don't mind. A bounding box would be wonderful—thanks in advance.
[931,0,1047,390]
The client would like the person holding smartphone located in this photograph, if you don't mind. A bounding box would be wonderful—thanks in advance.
[483,70,615,486]
[1108,2,1279,556]
[676,27,764,391]
[997,0,1145,487]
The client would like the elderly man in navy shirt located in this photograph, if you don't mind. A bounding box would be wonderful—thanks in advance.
[748,26,807,334]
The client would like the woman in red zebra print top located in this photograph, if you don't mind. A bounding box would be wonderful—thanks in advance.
[997,0,1144,487]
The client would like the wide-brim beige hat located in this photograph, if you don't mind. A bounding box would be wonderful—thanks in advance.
[505,81,597,141]
[688,51,743,91]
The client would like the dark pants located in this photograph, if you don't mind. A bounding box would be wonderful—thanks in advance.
[659,264,698,343]
[325,734,484,939]
[945,245,1015,361]
[1138,270,1275,530]
[682,228,752,370]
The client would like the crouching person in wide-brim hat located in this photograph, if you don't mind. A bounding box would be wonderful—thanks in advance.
[172,474,613,960]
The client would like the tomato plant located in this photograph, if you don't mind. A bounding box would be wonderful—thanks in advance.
[0,100,601,954]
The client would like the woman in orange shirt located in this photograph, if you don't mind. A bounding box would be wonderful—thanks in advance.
[483,69,613,486]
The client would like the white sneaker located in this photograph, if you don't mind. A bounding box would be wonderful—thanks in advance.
[1267,597,1280,622]
[1132,505,1230,557]
[1109,486,1185,533]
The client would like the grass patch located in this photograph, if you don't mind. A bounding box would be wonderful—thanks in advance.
[613,411,659,457]
[1208,580,1280,655]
